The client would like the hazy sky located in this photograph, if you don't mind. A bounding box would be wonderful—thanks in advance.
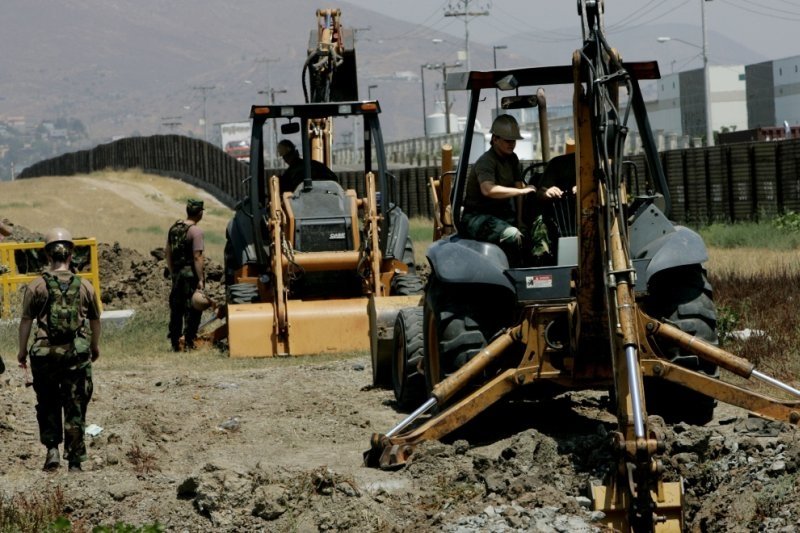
[343,0,800,67]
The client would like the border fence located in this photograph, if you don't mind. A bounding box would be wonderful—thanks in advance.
[17,134,800,225]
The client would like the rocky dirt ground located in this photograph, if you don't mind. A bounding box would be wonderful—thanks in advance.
[1,227,799,532]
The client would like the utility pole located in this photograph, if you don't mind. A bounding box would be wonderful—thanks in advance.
[255,58,279,157]
[259,88,287,166]
[161,116,182,133]
[353,26,371,44]
[444,0,489,71]
[255,57,279,90]
[192,85,215,142]
[427,62,462,134]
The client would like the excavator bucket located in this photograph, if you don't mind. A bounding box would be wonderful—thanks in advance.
[306,14,357,102]
[591,481,684,532]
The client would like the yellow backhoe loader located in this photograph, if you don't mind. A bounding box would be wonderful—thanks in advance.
[366,2,800,531]
[210,8,423,360]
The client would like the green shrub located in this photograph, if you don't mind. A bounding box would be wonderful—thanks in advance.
[698,219,800,249]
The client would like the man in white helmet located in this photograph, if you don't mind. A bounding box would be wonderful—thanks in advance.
[17,227,101,472]
[461,114,546,265]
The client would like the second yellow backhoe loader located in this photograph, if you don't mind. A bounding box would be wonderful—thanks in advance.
[366,2,800,531]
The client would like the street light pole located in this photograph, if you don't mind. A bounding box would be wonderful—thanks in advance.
[420,64,429,137]
[492,45,507,118]
[701,0,714,147]
[657,23,714,147]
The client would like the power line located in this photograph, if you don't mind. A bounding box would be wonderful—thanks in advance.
[380,0,452,41]
[720,0,800,20]
[444,0,489,71]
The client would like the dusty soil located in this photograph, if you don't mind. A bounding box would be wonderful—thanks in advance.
[1,227,799,532]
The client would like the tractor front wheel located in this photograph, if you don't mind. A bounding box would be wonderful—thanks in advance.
[392,307,426,410]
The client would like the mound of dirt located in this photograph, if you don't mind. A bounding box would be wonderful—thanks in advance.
[2,224,225,311]
[96,242,224,311]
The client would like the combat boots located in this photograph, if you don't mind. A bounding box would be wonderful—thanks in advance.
[43,447,60,470]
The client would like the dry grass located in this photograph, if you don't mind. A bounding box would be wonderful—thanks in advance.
[126,444,160,475]
[0,487,66,533]
[706,247,800,277]
[0,170,233,261]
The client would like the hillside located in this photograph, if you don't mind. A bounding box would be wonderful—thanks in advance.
[0,171,232,260]
[0,0,764,151]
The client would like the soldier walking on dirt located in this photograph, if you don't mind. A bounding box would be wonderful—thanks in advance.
[165,199,205,351]
[460,114,549,266]
[17,227,101,472]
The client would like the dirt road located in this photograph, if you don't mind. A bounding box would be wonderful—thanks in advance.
[2,342,798,532]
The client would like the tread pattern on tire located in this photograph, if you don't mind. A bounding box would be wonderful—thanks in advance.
[391,273,425,296]
[423,278,509,397]
[227,283,260,304]
[643,264,719,425]
[392,307,426,410]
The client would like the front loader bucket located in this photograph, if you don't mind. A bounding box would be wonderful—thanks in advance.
[228,298,372,358]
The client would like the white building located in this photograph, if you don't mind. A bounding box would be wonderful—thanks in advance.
[647,65,747,142]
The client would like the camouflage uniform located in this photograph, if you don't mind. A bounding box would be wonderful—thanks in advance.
[168,263,201,348]
[21,270,100,466]
[461,148,551,265]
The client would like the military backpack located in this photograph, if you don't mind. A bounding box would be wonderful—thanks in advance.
[167,220,193,272]
[42,271,83,344]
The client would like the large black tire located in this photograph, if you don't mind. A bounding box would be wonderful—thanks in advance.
[227,283,260,304]
[223,237,236,287]
[391,273,425,296]
[422,277,508,398]
[392,307,426,410]
[642,264,719,425]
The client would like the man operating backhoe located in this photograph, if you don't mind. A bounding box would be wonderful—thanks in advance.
[460,114,549,266]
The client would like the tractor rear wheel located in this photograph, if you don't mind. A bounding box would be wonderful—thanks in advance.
[423,277,502,398]
[392,307,426,410]
[643,264,719,425]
